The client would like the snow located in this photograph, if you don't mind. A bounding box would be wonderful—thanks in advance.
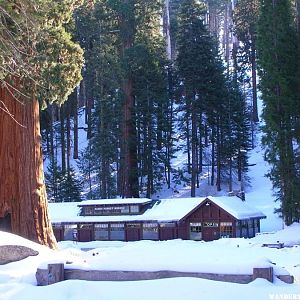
[1,226,300,300]
[209,196,266,220]
[62,239,288,276]
[4,86,298,299]
[48,195,265,224]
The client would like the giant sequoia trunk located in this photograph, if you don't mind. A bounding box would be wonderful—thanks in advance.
[120,77,139,198]
[119,0,139,198]
[0,83,57,249]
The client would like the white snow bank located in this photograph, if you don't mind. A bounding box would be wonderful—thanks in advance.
[1,277,299,300]
[0,228,300,300]
[253,223,300,246]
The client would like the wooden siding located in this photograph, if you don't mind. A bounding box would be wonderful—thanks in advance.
[180,200,236,241]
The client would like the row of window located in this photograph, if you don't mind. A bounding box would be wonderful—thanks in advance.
[236,219,259,238]
[190,222,233,239]
[60,223,160,241]
[84,205,140,215]
[56,219,260,241]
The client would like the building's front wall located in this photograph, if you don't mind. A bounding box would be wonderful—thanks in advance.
[178,200,236,241]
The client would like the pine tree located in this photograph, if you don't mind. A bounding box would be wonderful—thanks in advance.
[59,168,83,202]
[45,159,64,202]
[233,0,260,122]
[176,0,213,196]
[45,162,83,202]
[257,0,300,224]
[76,0,169,199]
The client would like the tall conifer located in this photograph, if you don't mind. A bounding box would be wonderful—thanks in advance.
[257,0,300,224]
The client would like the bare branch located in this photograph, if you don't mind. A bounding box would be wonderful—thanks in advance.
[0,100,26,128]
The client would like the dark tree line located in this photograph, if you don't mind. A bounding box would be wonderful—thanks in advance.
[257,0,300,225]
[41,0,253,201]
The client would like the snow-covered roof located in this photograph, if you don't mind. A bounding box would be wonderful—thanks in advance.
[48,198,203,223]
[208,196,266,220]
[78,198,152,206]
[48,196,265,224]
[143,197,205,222]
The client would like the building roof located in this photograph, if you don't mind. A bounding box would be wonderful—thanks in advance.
[77,198,152,206]
[205,196,266,220]
[48,196,266,224]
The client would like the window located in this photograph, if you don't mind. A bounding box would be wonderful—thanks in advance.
[236,221,241,238]
[110,223,125,240]
[143,223,158,240]
[241,221,248,237]
[52,223,62,229]
[248,220,254,238]
[79,224,92,229]
[127,223,141,228]
[130,205,139,213]
[84,207,94,215]
[190,222,202,240]
[241,220,248,237]
[220,222,233,238]
[94,224,109,240]
[160,222,175,228]
[254,219,259,235]
[63,224,77,240]
[121,206,130,214]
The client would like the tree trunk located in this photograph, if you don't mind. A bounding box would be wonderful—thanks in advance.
[229,157,233,192]
[66,104,71,173]
[198,113,203,174]
[73,88,79,159]
[49,106,55,164]
[120,77,139,198]
[186,112,191,174]
[216,121,221,192]
[0,83,57,249]
[251,40,259,122]
[165,67,174,189]
[191,99,197,197]
[119,1,139,198]
[211,126,215,186]
[60,106,66,173]
[224,1,230,66]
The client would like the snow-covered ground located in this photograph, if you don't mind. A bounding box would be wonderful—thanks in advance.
[1,224,300,300]
[2,97,298,299]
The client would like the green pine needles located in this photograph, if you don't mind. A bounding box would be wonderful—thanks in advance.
[257,0,300,224]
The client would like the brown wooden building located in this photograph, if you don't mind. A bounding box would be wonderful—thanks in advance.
[49,196,266,243]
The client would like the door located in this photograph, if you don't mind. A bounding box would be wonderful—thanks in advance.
[160,225,176,240]
[126,224,141,241]
[202,221,219,241]
[78,229,92,242]
[53,228,63,241]
[78,224,93,242]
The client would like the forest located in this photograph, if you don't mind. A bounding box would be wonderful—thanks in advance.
[0,0,300,248]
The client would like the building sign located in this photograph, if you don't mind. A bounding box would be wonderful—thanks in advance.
[203,222,219,227]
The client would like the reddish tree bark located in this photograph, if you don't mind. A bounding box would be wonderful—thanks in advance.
[0,83,57,249]
[120,77,139,198]
[119,1,139,198]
